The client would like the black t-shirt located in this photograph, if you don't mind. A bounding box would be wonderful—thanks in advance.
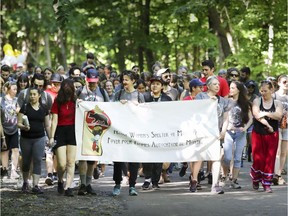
[20,103,49,139]
[144,92,172,102]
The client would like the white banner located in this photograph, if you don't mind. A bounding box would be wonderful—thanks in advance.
[75,100,220,162]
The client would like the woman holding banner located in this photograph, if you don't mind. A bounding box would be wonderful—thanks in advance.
[112,70,145,196]
[196,76,230,194]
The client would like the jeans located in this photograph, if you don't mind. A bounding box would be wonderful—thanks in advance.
[223,130,247,168]
[142,163,162,185]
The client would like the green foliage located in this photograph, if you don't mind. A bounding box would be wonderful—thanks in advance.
[1,0,287,75]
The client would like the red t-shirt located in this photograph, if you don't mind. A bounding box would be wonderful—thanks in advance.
[45,88,58,103]
[51,100,75,126]
[183,95,195,101]
[200,76,229,97]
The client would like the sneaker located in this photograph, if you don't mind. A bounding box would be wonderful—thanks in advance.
[263,185,272,193]
[211,185,224,194]
[10,170,20,179]
[158,175,164,184]
[252,181,259,190]
[179,164,188,177]
[152,183,160,189]
[52,174,58,182]
[272,175,279,185]
[32,185,44,194]
[197,169,205,182]
[45,176,53,186]
[207,173,212,184]
[129,187,138,196]
[93,167,100,179]
[162,172,170,183]
[78,184,87,195]
[141,181,151,190]
[278,176,286,185]
[86,184,96,195]
[1,168,8,179]
[112,184,121,196]
[189,180,197,192]
[22,182,29,193]
[58,181,64,194]
[64,188,74,197]
[229,179,241,189]
[219,176,226,187]
[281,169,287,175]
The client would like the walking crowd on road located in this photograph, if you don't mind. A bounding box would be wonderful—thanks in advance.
[0,52,287,198]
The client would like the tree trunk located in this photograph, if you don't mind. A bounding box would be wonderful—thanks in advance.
[208,6,232,59]
[142,0,154,71]
[58,29,67,69]
[44,34,51,67]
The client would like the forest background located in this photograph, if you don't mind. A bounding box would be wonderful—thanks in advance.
[1,0,287,80]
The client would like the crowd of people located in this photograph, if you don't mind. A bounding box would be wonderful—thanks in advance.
[0,52,287,197]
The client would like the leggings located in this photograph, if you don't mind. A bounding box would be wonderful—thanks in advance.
[20,136,46,175]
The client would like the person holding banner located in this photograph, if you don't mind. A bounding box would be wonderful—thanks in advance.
[250,80,283,193]
[221,81,253,189]
[112,70,145,196]
[76,68,109,196]
[49,79,77,197]
[196,76,230,194]
[183,78,205,192]
[141,76,172,190]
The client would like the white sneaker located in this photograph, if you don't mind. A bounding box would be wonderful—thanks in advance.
[211,184,224,194]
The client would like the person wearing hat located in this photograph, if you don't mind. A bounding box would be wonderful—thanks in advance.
[45,73,64,102]
[183,78,205,101]
[156,68,179,101]
[76,68,109,196]
[218,69,227,80]
[44,73,64,186]
[140,76,172,191]
[180,78,205,192]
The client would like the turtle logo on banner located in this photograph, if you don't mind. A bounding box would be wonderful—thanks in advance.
[83,105,111,156]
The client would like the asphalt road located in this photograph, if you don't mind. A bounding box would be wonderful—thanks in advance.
[96,161,287,216]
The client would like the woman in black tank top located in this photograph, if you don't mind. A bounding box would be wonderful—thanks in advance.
[250,81,283,193]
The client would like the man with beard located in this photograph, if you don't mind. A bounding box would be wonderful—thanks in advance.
[156,68,179,101]
[77,68,109,196]
[18,73,53,109]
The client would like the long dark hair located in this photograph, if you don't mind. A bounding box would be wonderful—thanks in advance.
[231,81,251,124]
[17,73,30,93]
[55,79,76,106]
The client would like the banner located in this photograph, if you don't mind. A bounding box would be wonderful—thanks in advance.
[75,99,221,162]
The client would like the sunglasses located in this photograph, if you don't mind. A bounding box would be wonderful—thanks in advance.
[163,75,171,79]
[231,74,239,77]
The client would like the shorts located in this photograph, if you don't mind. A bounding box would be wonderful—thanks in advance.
[1,131,19,152]
[54,125,76,149]
[280,128,288,141]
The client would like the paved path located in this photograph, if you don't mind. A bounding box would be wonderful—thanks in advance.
[97,161,287,216]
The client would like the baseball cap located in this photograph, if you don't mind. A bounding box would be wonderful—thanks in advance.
[17,62,24,68]
[150,76,163,85]
[86,68,99,82]
[189,78,205,89]
[51,73,64,83]
[156,68,170,76]
[245,80,256,88]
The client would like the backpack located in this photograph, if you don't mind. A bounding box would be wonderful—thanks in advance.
[77,86,108,102]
